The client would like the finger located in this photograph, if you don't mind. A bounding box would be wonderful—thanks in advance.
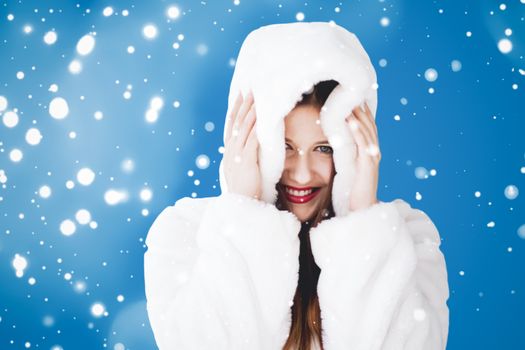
[350,114,381,159]
[360,102,380,146]
[225,92,243,144]
[234,91,254,137]
[347,115,374,159]
[347,112,374,146]
[363,103,376,129]
[238,105,256,149]
[245,120,259,160]
[223,139,233,167]
[225,101,246,164]
[224,139,242,168]
[361,102,380,154]
[352,104,376,143]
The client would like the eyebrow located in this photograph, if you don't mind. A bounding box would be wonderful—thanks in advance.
[285,138,329,145]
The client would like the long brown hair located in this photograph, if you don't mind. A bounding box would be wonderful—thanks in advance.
[277,80,339,350]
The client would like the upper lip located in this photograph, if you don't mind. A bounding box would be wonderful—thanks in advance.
[284,185,318,191]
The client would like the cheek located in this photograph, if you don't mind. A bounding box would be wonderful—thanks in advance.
[282,159,290,173]
[313,158,334,182]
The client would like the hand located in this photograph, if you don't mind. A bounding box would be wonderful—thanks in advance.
[223,91,262,200]
[345,102,381,212]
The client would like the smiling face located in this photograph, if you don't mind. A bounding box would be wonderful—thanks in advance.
[277,104,335,223]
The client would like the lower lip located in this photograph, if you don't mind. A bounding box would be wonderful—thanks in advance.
[284,188,320,204]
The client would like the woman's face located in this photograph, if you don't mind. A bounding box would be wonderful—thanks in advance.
[278,104,335,222]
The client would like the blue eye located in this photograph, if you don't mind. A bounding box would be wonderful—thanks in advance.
[317,145,333,154]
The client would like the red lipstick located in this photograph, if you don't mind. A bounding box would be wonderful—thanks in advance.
[283,185,321,204]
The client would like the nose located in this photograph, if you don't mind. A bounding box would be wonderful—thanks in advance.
[289,150,312,185]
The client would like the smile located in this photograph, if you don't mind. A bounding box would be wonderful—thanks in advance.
[284,185,321,204]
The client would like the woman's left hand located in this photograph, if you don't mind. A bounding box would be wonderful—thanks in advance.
[345,102,381,212]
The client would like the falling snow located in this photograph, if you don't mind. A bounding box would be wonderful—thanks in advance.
[76,34,96,56]
[49,97,70,119]
[143,24,158,39]
[43,31,57,45]
[0,1,523,349]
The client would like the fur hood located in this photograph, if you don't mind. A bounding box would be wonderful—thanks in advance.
[219,21,378,217]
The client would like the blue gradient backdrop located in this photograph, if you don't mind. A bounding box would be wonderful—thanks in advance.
[1,0,524,349]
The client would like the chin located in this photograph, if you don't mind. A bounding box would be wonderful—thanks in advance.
[289,206,314,220]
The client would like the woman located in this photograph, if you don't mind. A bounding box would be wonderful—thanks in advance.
[144,22,449,350]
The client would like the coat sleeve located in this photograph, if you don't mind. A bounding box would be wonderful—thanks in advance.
[309,199,449,350]
[144,192,301,350]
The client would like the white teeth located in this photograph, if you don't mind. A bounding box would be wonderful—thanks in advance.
[285,187,313,196]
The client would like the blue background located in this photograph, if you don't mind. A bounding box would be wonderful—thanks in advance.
[1,0,524,349]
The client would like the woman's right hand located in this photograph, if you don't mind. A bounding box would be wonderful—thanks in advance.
[223,91,262,200]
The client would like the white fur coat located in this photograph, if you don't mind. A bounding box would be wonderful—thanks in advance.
[144,193,449,349]
[144,21,450,350]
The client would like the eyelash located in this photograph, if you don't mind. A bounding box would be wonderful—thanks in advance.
[285,144,333,154]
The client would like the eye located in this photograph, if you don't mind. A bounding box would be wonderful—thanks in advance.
[316,145,333,154]
[285,143,292,150]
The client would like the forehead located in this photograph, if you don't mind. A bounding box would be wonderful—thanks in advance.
[284,105,327,142]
